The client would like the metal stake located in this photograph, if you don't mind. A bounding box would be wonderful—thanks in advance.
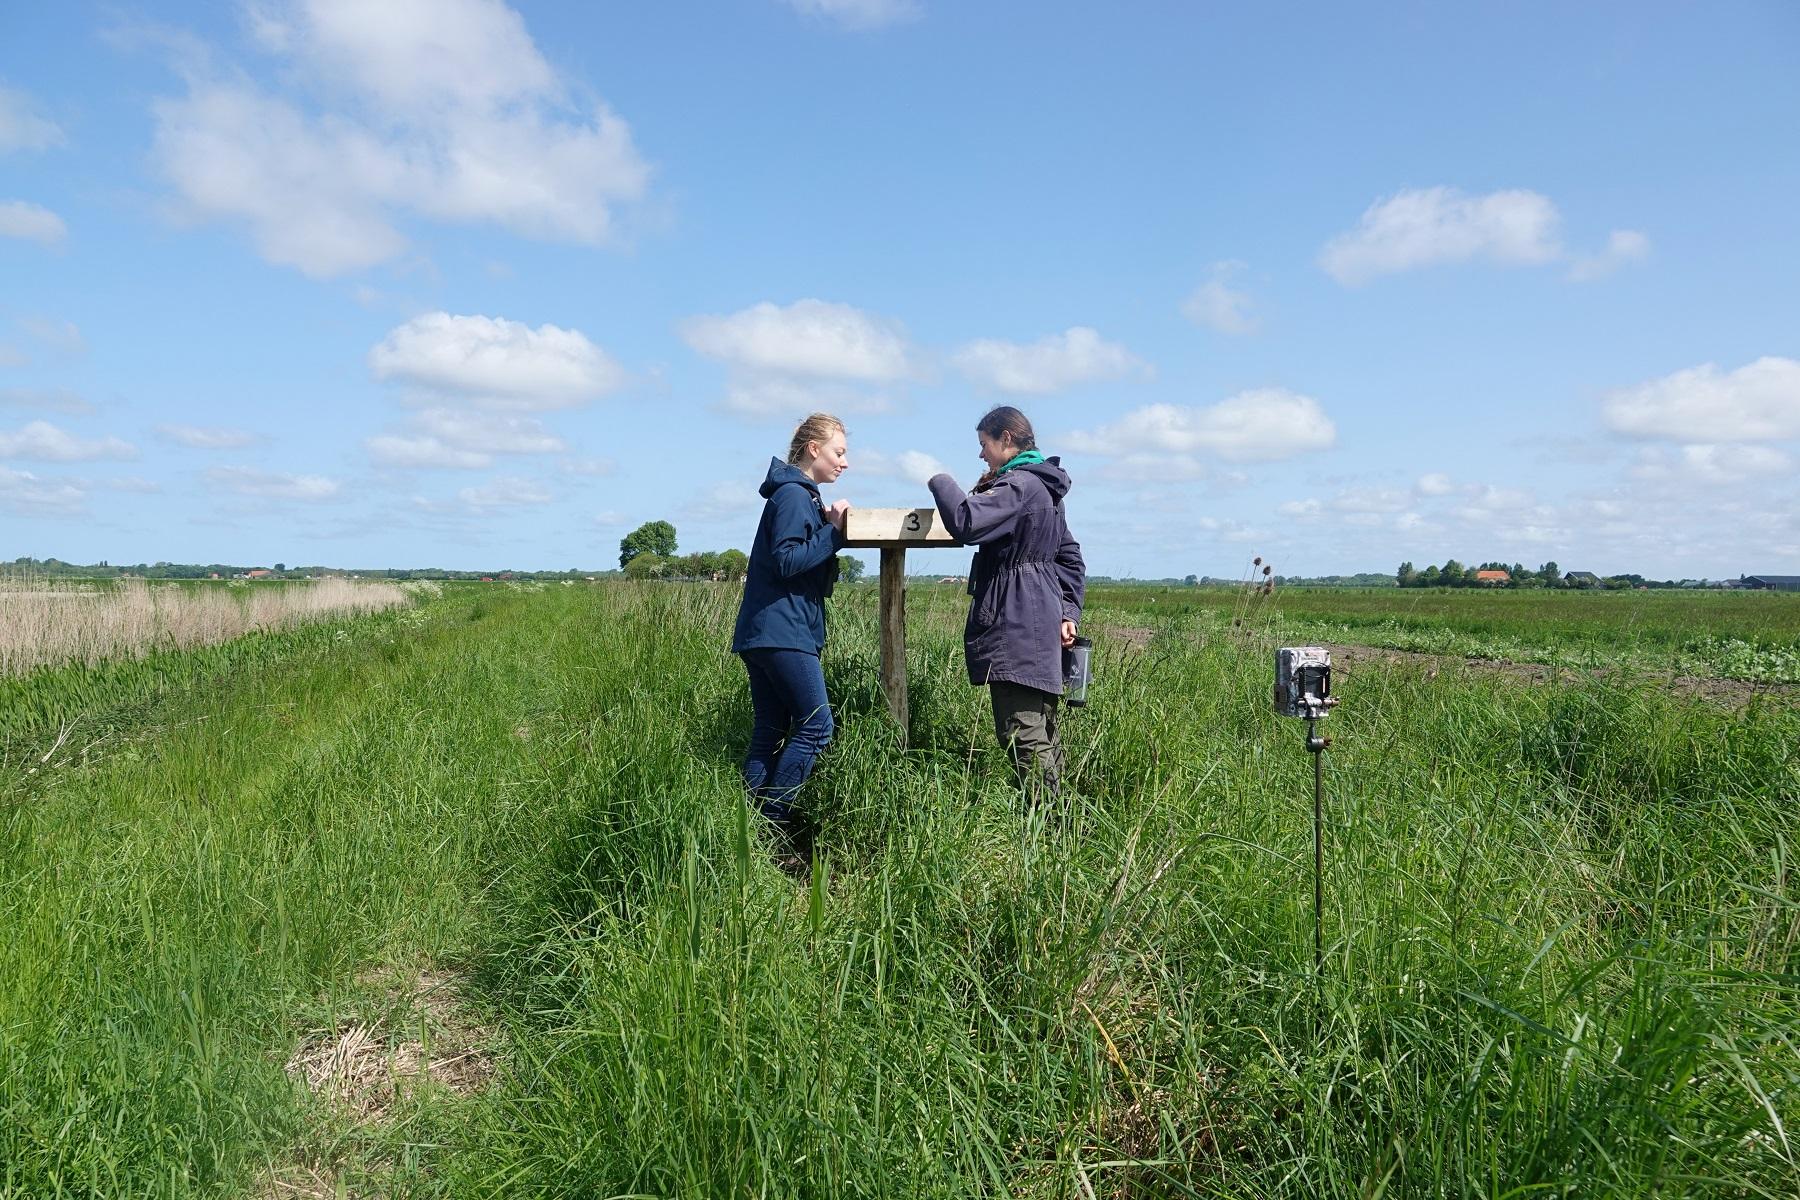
[1306,715,1329,979]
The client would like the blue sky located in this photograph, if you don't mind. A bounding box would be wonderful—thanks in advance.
[2,0,1797,578]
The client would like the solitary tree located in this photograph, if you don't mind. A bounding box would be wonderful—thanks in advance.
[619,521,677,569]
[717,549,749,581]
[838,554,867,584]
[624,552,667,581]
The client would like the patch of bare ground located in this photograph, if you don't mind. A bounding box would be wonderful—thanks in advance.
[1315,641,1796,706]
[255,965,495,1199]
[1105,625,1795,706]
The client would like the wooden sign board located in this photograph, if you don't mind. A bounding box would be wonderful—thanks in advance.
[838,508,963,745]
[842,507,961,549]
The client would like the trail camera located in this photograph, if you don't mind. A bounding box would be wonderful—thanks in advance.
[1274,646,1337,719]
[1275,645,1340,981]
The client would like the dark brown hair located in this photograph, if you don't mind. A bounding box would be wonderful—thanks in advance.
[976,405,1036,451]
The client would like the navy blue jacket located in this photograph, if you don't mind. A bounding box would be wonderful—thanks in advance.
[929,458,1085,694]
[732,458,845,655]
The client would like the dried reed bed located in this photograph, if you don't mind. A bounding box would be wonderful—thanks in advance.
[0,577,421,675]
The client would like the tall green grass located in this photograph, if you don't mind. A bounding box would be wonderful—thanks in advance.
[2,582,1794,1197]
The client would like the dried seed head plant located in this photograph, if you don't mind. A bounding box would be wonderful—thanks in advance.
[1230,555,1279,641]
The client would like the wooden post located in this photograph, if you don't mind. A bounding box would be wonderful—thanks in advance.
[843,507,962,747]
[879,547,907,737]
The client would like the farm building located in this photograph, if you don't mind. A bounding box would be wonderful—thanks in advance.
[1742,575,1800,591]
[1564,570,1600,587]
[1474,569,1510,585]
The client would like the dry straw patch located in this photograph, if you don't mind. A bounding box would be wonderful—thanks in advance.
[0,575,421,675]
[257,967,495,1198]
[284,967,495,1124]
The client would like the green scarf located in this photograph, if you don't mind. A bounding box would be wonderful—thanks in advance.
[998,449,1046,473]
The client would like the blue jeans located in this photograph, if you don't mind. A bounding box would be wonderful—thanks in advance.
[741,648,835,825]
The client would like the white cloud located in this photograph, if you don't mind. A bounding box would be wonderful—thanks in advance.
[684,299,912,420]
[1337,486,1411,514]
[1461,484,1536,513]
[682,299,913,382]
[0,199,66,245]
[560,456,616,477]
[151,0,652,277]
[857,448,948,485]
[1631,443,1792,487]
[459,474,551,507]
[0,466,83,515]
[367,435,490,469]
[1568,229,1650,282]
[18,317,83,354]
[0,420,137,462]
[720,376,893,419]
[1415,472,1455,496]
[367,408,565,468]
[0,84,64,153]
[683,480,753,524]
[1319,187,1562,285]
[781,0,920,30]
[0,387,92,414]
[1603,356,1800,442]
[157,423,259,449]
[1181,261,1258,335]
[207,465,341,501]
[369,312,625,410]
[896,449,948,485]
[951,326,1148,395]
[100,476,163,494]
[591,509,626,526]
[1067,389,1336,463]
[1278,498,1322,518]
[1190,516,1261,543]
[413,408,564,454]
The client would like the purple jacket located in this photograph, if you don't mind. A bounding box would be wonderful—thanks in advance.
[928,458,1085,694]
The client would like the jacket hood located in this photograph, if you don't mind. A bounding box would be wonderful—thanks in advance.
[759,457,820,499]
[1014,456,1071,501]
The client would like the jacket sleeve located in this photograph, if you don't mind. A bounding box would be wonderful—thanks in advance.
[1055,516,1086,623]
[928,473,1029,544]
[769,484,844,580]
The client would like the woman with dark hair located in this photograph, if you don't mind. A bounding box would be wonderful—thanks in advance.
[927,406,1085,801]
[732,412,851,868]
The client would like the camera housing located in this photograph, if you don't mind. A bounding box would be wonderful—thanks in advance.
[1274,646,1336,719]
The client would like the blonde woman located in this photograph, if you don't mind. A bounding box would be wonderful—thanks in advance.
[731,413,852,865]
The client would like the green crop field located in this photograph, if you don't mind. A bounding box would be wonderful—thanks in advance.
[1085,583,1800,684]
[2,581,1796,1198]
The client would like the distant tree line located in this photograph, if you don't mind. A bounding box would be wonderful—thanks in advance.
[615,520,866,584]
[1396,560,1695,589]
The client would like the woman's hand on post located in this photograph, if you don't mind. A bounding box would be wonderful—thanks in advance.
[825,499,851,532]
[1061,619,1076,648]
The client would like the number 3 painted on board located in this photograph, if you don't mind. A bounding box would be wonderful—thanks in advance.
[904,512,921,532]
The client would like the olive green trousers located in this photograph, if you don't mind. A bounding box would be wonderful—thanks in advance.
[988,680,1064,801]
